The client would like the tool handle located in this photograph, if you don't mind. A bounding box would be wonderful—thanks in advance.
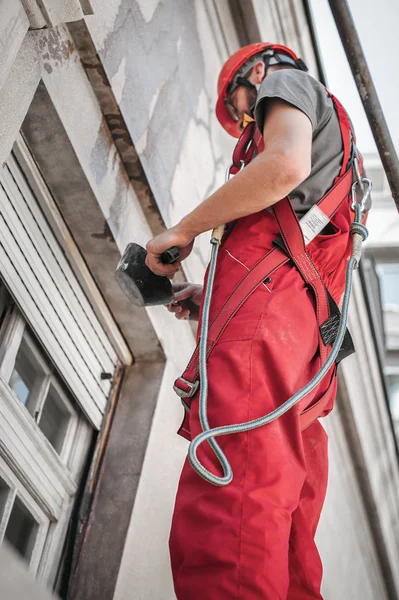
[211,225,225,245]
[160,246,180,264]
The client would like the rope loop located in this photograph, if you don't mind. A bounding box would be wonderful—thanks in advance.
[350,221,368,241]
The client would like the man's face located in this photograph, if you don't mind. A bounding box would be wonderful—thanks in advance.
[228,85,258,125]
[226,62,292,129]
[225,60,265,129]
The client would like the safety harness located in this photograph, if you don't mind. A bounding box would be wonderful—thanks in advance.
[174,92,371,486]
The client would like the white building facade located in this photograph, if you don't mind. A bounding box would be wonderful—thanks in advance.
[0,2,398,599]
[363,154,399,437]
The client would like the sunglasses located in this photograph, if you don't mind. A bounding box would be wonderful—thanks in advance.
[224,76,257,124]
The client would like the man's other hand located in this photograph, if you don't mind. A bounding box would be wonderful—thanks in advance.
[165,282,203,321]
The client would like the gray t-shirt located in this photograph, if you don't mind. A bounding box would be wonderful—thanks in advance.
[254,69,343,217]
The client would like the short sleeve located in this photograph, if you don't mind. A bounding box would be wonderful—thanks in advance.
[254,69,333,135]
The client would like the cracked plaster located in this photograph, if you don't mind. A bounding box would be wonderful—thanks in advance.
[86,0,231,279]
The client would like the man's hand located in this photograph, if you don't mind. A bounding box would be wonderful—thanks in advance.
[166,282,203,321]
[146,225,195,278]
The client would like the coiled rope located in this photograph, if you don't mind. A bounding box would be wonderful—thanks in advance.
[188,203,368,486]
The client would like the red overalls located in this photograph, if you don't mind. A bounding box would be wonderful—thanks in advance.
[170,95,358,599]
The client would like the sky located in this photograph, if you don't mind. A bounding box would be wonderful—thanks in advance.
[309,0,398,155]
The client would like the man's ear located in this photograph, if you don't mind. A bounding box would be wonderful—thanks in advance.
[249,61,265,84]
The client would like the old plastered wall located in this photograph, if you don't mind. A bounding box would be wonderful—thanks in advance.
[1,2,399,599]
[75,2,399,599]
[81,2,241,597]
[78,2,398,600]
[84,0,241,286]
[0,4,195,597]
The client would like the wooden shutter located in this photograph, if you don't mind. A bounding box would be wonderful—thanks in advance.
[0,155,119,428]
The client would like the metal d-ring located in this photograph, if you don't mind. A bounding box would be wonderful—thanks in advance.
[225,160,245,182]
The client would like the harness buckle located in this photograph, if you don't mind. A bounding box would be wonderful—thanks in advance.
[173,377,199,399]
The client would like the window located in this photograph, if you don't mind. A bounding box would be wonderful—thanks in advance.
[5,496,39,561]
[376,263,399,350]
[387,375,399,422]
[0,292,80,464]
[0,283,93,579]
[10,334,50,415]
[0,133,118,588]
[38,381,76,456]
[0,460,49,573]
[377,264,399,309]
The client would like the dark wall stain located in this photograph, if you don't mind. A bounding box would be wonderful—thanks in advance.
[38,27,76,66]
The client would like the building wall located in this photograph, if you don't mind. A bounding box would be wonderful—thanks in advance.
[84,3,399,599]
[363,154,399,441]
[0,3,399,600]
[85,0,239,284]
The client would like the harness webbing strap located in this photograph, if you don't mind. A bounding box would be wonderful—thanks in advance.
[174,89,356,433]
[298,365,337,430]
[174,167,353,398]
[273,198,330,362]
[230,121,265,174]
[330,93,353,177]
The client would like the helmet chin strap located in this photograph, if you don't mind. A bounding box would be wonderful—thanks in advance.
[242,113,255,128]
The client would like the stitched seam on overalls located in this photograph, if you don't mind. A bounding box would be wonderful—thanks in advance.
[237,294,271,597]
[225,249,272,292]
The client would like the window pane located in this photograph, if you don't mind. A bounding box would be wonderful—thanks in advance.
[39,384,71,454]
[387,375,399,421]
[4,496,38,562]
[9,337,47,413]
[9,368,30,405]
[377,264,399,308]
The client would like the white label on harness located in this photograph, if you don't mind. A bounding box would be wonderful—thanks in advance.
[299,205,330,245]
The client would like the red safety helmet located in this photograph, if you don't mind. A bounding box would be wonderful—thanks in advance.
[216,43,307,138]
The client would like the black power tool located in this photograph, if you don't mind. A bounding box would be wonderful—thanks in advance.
[115,243,180,307]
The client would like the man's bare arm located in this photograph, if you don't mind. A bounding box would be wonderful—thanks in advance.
[146,99,312,275]
[180,99,312,236]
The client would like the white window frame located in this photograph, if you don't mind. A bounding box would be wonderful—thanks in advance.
[0,307,80,464]
[0,105,124,587]
[0,300,93,583]
[0,456,50,574]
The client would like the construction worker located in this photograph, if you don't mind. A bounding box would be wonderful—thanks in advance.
[146,43,366,599]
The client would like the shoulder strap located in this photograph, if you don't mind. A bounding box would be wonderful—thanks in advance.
[229,120,265,175]
[273,199,330,362]
[328,91,355,177]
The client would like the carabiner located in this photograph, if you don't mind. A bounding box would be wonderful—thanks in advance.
[351,177,372,213]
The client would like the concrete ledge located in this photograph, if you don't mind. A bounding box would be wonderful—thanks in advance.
[21,80,164,362]
[68,361,165,600]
